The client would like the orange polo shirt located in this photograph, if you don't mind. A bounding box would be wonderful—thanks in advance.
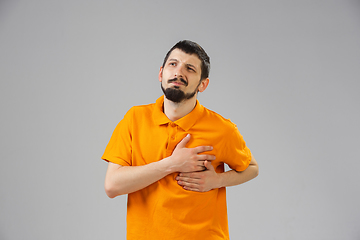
[102,96,252,240]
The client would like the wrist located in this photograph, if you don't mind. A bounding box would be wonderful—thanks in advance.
[161,156,177,174]
[217,173,224,188]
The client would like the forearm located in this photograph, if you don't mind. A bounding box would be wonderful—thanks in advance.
[104,135,215,198]
[218,164,259,188]
[105,158,174,198]
[176,155,259,192]
[218,154,259,188]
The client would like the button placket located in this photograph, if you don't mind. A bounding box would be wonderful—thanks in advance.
[166,123,178,156]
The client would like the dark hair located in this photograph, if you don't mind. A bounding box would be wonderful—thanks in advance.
[162,40,210,80]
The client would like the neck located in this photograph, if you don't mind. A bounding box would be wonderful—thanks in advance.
[163,96,197,122]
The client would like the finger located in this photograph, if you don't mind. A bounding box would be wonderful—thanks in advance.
[176,134,191,148]
[197,160,206,166]
[183,186,199,192]
[204,160,215,171]
[182,184,203,192]
[178,172,193,178]
[181,167,205,173]
[178,180,200,189]
[177,176,201,184]
[194,145,213,154]
[197,154,216,161]
[196,161,208,171]
[177,174,201,181]
[190,162,206,172]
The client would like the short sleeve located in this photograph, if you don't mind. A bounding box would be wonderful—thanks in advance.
[101,107,134,166]
[223,125,252,172]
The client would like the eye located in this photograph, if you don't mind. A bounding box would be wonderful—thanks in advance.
[169,62,176,66]
[187,67,195,72]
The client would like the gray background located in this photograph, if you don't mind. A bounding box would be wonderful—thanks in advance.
[1,0,359,239]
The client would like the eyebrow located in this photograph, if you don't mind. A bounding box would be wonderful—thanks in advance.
[168,58,178,63]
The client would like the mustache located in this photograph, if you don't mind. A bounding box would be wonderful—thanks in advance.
[168,78,188,86]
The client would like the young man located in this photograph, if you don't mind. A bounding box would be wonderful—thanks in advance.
[102,40,259,240]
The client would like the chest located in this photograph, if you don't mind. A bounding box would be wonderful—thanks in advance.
[130,121,226,168]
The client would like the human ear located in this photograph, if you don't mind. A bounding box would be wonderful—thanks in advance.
[198,78,209,92]
[158,67,163,82]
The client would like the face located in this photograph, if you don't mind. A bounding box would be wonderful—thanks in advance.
[159,49,209,103]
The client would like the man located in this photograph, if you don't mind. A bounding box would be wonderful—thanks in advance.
[102,40,259,240]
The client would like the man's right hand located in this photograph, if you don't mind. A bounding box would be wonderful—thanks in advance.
[105,134,215,198]
[170,134,215,173]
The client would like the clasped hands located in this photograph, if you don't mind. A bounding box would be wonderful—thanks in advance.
[171,134,220,192]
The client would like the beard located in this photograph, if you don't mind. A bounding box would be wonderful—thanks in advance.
[161,83,198,103]
[161,77,203,103]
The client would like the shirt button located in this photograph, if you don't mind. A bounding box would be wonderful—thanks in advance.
[171,136,175,140]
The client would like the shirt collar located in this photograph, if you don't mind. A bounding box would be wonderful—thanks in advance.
[152,95,204,131]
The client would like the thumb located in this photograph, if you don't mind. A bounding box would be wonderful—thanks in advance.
[176,134,191,148]
[204,160,215,171]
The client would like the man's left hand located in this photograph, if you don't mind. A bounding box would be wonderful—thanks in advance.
[176,160,221,192]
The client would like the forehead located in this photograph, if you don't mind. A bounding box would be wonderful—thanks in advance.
[167,49,201,69]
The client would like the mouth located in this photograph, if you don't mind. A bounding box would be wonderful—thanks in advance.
[168,78,188,86]
[171,81,184,86]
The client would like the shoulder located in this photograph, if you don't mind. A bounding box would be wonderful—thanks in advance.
[201,107,237,132]
[126,102,156,116]
[118,102,155,129]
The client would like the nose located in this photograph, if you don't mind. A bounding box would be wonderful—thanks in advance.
[174,65,184,78]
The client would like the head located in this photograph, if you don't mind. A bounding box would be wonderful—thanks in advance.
[159,40,211,103]
[162,40,210,81]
